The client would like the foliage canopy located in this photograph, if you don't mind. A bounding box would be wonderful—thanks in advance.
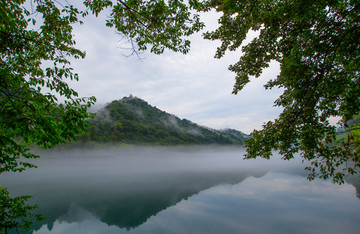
[198,0,360,183]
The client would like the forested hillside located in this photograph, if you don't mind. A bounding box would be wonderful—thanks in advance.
[78,96,248,145]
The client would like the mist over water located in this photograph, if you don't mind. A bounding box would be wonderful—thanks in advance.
[3,146,304,186]
[1,146,359,234]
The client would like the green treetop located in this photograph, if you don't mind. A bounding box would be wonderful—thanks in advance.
[200,0,360,183]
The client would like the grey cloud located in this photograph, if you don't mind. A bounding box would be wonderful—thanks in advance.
[67,11,282,134]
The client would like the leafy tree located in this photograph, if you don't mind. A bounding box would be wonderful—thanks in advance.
[0,186,43,233]
[86,0,204,55]
[0,0,203,231]
[200,0,360,183]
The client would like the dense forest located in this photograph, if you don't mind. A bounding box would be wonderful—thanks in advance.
[77,95,248,145]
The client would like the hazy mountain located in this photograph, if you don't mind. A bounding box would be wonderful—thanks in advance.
[78,95,249,145]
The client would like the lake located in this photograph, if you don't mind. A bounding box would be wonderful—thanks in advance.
[1,146,359,233]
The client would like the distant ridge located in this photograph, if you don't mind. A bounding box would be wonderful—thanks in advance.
[78,95,249,145]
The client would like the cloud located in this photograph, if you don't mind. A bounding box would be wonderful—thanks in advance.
[67,10,283,133]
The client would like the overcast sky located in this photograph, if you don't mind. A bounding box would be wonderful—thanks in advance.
[67,10,283,134]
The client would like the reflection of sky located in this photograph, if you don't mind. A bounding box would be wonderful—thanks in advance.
[35,172,360,234]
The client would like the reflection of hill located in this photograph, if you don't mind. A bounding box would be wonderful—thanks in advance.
[26,170,266,231]
[1,146,270,233]
[345,174,360,199]
[2,147,356,233]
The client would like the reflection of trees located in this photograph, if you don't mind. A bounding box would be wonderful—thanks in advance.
[345,175,360,199]
[6,169,266,231]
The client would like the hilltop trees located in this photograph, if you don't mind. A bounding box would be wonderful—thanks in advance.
[77,96,246,145]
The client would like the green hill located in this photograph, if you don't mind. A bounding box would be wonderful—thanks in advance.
[78,95,249,145]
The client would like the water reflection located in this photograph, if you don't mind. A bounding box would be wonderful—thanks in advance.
[136,172,360,234]
[1,146,359,233]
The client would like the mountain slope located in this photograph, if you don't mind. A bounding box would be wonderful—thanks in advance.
[78,95,248,145]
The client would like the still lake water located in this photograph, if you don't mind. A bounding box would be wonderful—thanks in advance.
[1,146,359,233]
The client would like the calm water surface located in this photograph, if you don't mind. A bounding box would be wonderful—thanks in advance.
[1,146,359,233]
